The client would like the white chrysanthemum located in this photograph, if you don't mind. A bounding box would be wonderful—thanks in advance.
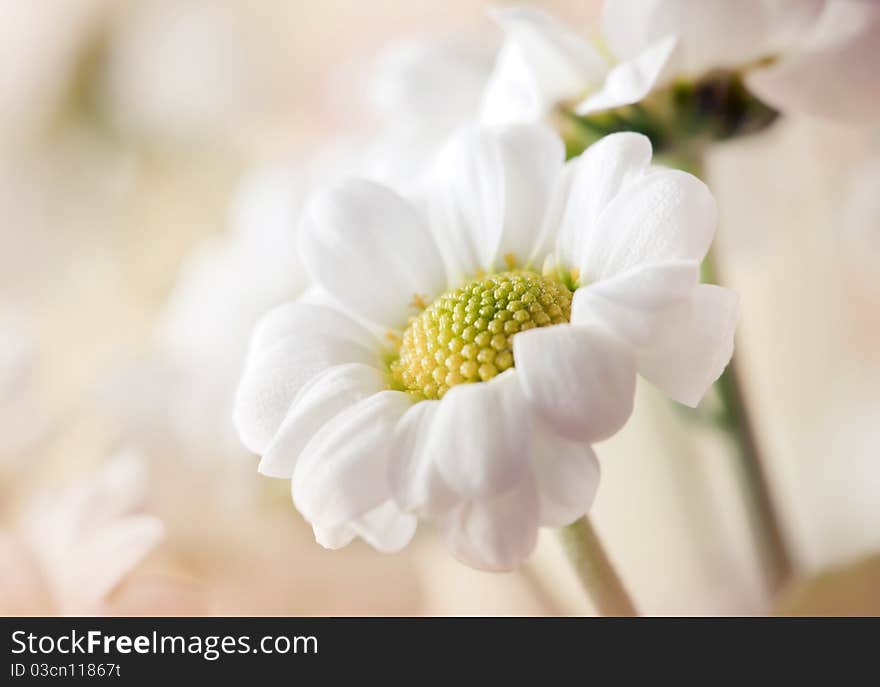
[603,0,880,124]
[481,6,678,125]
[234,126,738,571]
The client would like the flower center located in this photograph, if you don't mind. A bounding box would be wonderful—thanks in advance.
[390,270,571,400]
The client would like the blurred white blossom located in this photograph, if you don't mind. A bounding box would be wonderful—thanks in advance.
[604,0,880,124]
[481,6,676,125]
[0,453,164,615]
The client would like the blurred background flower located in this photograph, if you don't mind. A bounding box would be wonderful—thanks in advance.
[1,0,878,616]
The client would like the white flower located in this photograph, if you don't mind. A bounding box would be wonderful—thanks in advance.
[234,126,738,571]
[480,6,677,125]
[603,0,880,124]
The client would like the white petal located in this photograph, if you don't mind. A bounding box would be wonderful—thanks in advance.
[530,421,600,527]
[75,516,165,607]
[479,39,546,126]
[234,306,379,455]
[575,35,677,115]
[292,390,413,529]
[439,475,539,572]
[638,284,740,407]
[259,363,387,478]
[312,522,356,550]
[428,370,530,499]
[249,302,377,358]
[299,178,446,329]
[313,500,417,554]
[745,1,880,125]
[585,168,716,280]
[570,260,700,350]
[481,7,608,126]
[514,324,636,443]
[494,124,566,269]
[388,400,459,517]
[369,36,494,123]
[601,0,823,76]
[554,132,653,272]
[423,126,504,281]
[350,500,418,554]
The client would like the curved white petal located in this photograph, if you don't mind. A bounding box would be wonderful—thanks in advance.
[602,0,823,76]
[439,474,539,571]
[530,421,600,527]
[514,324,636,443]
[234,305,379,454]
[258,363,387,478]
[388,400,458,517]
[575,35,677,115]
[586,168,716,279]
[554,132,653,272]
[313,522,357,550]
[314,500,417,554]
[428,370,530,499]
[494,124,566,268]
[299,178,446,330]
[292,390,413,529]
[249,302,377,359]
[422,126,504,281]
[570,260,700,350]
[481,6,608,126]
[350,500,418,553]
[745,1,880,125]
[638,284,740,407]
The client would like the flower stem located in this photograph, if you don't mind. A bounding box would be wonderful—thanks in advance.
[716,354,794,592]
[558,516,638,617]
[702,250,794,593]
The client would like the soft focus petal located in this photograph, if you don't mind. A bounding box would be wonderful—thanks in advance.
[514,324,636,442]
[71,515,165,611]
[388,400,459,517]
[745,1,880,125]
[440,474,539,571]
[369,35,494,124]
[481,6,608,125]
[554,132,653,271]
[602,0,823,76]
[423,127,504,281]
[299,178,446,329]
[638,284,740,407]
[292,390,413,529]
[234,304,379,454]
[259,363,387,478]
[575,35,676,115]
[586,168,716,279]
[570,260,700,349]
[530,421,600,527]
[428,370,530,499]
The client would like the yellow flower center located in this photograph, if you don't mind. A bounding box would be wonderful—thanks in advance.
[390,270,572,400]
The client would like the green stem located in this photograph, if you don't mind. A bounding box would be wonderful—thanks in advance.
[558,516,638,617]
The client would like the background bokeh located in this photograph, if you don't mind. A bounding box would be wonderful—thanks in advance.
[1,0,878,616]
